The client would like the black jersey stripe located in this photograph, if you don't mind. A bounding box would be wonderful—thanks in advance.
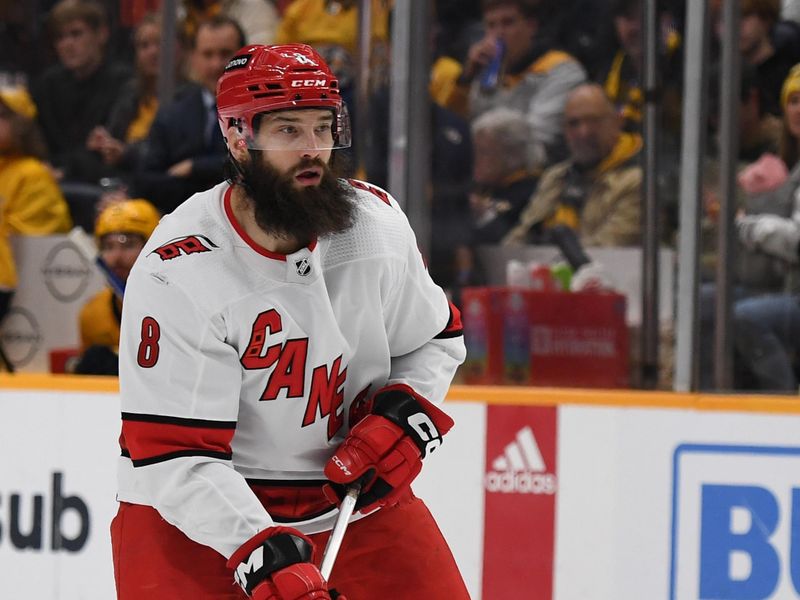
[121,412,237,429]
[131,449,233,467]
[434,329,464,339]
[246,478,330,487]
[434,302,464,339]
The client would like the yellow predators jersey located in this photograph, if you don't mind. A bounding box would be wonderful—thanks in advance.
[79,287,122,352]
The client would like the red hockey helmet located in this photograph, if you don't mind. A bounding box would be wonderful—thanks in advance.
[216,43,351,151]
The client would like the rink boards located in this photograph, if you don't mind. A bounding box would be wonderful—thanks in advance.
[1,375,800,599]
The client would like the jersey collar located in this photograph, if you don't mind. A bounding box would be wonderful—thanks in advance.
[223,184,318,261]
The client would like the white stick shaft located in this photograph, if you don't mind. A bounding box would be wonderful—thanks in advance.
[320,485,360,580]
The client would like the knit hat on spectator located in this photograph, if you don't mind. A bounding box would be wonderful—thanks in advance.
[95,199,160,241]
[781,64,800,110]
[0,86,37,120]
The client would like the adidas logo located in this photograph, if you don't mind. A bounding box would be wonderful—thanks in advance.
[485,426,557,495]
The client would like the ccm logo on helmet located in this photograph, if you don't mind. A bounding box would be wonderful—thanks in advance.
[291,79,327,88]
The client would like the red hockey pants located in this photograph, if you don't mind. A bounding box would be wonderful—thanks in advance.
[111,490,470,599]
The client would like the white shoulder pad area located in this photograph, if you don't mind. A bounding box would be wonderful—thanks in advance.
[324,179,413,268]
[131,187,241,313]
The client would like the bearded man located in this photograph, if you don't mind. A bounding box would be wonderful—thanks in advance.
[110,43,469,600]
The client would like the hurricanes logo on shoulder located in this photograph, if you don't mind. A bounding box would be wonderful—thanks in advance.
[295,258,311,276]
[485,426,557,495]
[151,235,218,261]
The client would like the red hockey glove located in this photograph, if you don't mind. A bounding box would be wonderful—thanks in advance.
[323,385,454,513]
[228,526,343,600]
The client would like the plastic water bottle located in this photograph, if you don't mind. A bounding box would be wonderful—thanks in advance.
[480,39,505,92]
[549,262,573,291]
[506,259,529,287]
[528,262,556,292]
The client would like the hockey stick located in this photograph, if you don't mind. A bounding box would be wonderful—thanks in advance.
[320,484,361,580]
[68,227,126,297]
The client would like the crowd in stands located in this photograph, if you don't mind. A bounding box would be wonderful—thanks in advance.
[4,0,800,392]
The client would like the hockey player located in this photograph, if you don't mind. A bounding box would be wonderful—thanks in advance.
[111,43,469,600]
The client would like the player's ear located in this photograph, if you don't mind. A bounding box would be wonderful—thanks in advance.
[227,127,250,162]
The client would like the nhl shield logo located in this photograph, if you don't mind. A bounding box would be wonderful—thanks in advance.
[295,258,311,276]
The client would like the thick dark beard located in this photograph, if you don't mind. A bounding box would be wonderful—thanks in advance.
[239,153,356,244]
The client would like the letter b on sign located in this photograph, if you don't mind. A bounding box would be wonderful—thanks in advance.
[699,484,800,598]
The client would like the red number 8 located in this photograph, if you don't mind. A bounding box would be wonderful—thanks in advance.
[137,316,161,368]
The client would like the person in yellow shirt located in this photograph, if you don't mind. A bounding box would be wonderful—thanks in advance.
[75,198,160,375]
[0,86,73,323]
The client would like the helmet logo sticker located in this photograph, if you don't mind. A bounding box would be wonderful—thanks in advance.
[292,53,317,66]
[225,55,251,71]
[291,79,327,88]
[295,258,311,276]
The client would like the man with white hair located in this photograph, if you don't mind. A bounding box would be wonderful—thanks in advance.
[469,106,539,244]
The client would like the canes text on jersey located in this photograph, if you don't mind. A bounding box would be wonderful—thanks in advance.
[240,309,347,440]
[135,308,356,440]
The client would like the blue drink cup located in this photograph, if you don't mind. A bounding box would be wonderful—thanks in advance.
[480,39,505,92]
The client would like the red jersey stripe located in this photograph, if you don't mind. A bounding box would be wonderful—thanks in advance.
[122,416,236,466]
[435,301,463,339]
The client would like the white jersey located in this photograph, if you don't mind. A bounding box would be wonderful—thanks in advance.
[117,180,465,558]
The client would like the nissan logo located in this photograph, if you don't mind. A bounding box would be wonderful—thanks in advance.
[41,242,91,303]
[0,306,42,367]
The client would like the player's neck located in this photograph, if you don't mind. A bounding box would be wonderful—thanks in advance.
[230,186,304,255]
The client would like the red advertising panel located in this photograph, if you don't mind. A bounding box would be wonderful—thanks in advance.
[461,287,506,384]
[483,405,558,599]
[461,287,629,388]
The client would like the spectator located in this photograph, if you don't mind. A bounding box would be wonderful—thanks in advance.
[75,199,160,375]
[503,83,642,247]
[439,106,536,307]
[86,13,184,182]
[714,0,799,117]
[599,0,683,134]
[734,64,800,196]
[180,0,279,47]
[698,65,800,389]
[432,0,586,169]
[469,107,539,244]
[708,62,781,166]
[701,64,783,284]
[778,62,800,166]
[30,0,131,184]
[0,86,73,322]
[704,65,800,391]
[135,15,244,213]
